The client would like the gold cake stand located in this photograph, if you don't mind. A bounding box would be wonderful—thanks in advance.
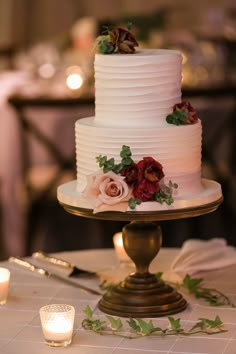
[59,195,223,318]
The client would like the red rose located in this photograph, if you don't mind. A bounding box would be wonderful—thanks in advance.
[120,163,138,185]
[133,157,164,202]
[133,178,160,201]
[174,101,199,124]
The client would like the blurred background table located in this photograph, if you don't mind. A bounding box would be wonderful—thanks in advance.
[1,81,234,260]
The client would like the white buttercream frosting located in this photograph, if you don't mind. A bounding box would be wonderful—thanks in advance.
[95,49,182,127]
[75,117,202,196]
[71,48,222,211]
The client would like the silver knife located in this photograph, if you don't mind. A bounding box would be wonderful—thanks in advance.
[32,251,95,277]
[9,256,102,296]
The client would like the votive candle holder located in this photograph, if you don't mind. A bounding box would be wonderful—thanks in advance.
[0,267,10,305]
[39,304,75,347]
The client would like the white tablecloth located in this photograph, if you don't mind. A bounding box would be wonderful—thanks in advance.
[1,248,236,354]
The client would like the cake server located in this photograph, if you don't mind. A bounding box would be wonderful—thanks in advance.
[32,251,96,277]
[9,256,102,296]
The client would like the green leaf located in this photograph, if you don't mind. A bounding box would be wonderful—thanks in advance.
[120,145,132,158]
[122,157,133,166]
[128,198,141,210]
[92,319,106,331]
[198,316,223,329]
[82,318,106,332]
[113,163,123,174]
[127,318,140,332]
[137,319,155,335]
[154,180,177,206]
[183,274,204,292]
[106,315,123,330]
[168,317,182,332]
[155,272,163,280]
[83,305,93,318]
[96,155,107,168]
[151,326,165,334]
[166,109,187,126]
[99,280,116,291]
[98,38,114,54]
[96,154,115,173]
[103,157,115,172]
[190,320,205,332]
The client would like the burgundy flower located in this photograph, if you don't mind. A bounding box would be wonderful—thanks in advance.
[137,157,164,182]
[174,101,199,124]
[133,157,165,202]
[120,163,138,185]
[109,27,139,54]
[133,179,160,201]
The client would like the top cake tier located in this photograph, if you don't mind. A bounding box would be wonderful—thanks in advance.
[94,49,182,128]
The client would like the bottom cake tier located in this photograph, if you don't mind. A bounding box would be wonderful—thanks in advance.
[75,117,203,197]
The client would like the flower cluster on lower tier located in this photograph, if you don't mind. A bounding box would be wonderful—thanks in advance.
[83,145,178,213]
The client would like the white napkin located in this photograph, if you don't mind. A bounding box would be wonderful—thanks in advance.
[171,238,236,276]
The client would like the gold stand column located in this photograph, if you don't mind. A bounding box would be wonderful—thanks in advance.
[98,221,187,317]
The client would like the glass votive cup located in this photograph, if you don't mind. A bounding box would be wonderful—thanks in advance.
[113,232,133,267]
[39,304,75,347]
[0,267,10,305]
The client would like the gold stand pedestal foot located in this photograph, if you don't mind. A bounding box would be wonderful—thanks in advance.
[99,221,187,317]
[99,273,187,317]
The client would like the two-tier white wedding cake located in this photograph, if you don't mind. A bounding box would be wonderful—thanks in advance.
[58,29,222,213]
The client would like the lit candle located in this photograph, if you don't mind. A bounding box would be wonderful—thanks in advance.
[0,268,10,305]
[66,65,84,90]
[40,304,75,347]
[113,232,132,264]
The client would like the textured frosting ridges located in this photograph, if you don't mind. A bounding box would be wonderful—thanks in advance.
[75,117,202,195]
[95,49,182,127]
[75,49,204,202]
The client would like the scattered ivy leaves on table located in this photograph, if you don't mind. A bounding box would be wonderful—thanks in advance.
[82,305,227,338]
[177,274,235,308]
[81,274,236,338]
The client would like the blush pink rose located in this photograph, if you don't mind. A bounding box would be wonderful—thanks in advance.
[83,170,132,212]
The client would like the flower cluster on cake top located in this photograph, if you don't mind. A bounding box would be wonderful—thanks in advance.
[95,23,139,54]
[83,146,178,213]
[166,101,199,126]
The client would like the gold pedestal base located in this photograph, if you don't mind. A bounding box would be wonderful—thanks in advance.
[99,272,187,318]
[99,221,187,317]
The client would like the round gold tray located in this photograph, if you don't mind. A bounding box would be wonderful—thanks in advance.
[59,196,223,222]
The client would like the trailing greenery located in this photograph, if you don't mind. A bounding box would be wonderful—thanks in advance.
[82,305,227,338]
[96,145,133,173]
[182,274,236,307]
[166,109,188,126]
[154,180,178,205]
[128,197,141,209]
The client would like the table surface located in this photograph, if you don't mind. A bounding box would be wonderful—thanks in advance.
[0,248,236,354]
